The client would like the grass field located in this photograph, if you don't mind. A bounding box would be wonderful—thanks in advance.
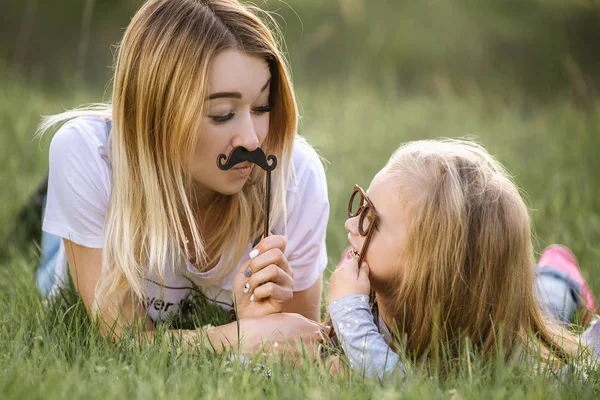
[1,72,600,398]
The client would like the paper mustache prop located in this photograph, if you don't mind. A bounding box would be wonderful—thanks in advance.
[217,147,277,240]
[217,147,277,172]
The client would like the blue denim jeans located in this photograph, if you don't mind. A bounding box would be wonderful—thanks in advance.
[37,230,61,297]
[37,195,61,297]
[534,266,581,325]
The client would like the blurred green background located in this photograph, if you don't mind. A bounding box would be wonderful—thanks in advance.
[1,0,600,290]
[3,0,600,97]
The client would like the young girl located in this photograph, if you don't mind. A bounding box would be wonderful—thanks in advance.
[37,0,328,351]
[327,139,599,378]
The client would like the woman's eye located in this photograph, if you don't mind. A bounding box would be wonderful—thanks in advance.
[209,112,235,123]
[252,105,273,115]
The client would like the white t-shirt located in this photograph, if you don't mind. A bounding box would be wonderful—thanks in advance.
[43,116,329,321]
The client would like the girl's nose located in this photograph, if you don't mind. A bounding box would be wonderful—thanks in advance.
[345,216,359,236]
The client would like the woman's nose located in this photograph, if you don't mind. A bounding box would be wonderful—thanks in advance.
[232,111,259,151]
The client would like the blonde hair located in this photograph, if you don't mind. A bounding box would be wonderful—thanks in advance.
[382,139,580,367]
[37,0,298,315]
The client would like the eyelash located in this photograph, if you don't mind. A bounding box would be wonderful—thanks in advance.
[210,105,273,124]
[366,209,380,231]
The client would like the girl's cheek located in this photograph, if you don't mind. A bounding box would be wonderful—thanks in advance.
[363,244,374,264]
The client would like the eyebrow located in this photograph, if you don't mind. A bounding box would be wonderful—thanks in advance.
[207,78,271,100]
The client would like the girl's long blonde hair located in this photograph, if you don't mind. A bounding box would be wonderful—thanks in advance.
[382,139,580,366]
[37,0,298,315]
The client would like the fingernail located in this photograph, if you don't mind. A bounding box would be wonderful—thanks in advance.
[244,282,250,293]
[249,249,259,259]
[250,294,255,302]
[244,268,252,277]
[325,325,332,331]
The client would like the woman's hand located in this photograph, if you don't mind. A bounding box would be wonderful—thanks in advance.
[233,235,294,319]
[327,256,370,304]
[320,354,346,375]
[238,312,326,359]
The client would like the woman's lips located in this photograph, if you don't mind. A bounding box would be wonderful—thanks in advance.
[231,162,253,175]
[232,162,252,170]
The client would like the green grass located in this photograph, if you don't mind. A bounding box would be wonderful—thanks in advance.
[1,73,600,398]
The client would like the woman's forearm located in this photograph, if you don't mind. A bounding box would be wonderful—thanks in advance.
[180,313,325,355]
[181,321,242,351]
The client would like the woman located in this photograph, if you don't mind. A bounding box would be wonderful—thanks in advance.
[37,0,329,352]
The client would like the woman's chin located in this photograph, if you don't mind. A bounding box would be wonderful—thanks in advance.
[218,187,242,196]
[217,179,249,196]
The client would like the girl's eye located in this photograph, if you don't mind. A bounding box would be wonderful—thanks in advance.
[210,112,235,123]
[252,105,273,115]
[367,210,380,231]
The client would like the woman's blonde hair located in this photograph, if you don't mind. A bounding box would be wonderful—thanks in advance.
[382,138,580,367]
[38,0,298,315]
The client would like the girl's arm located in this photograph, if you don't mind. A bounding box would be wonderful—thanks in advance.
[327,257,406,380]
[64,239,325,352]
[329,294,403,380]
[581,319,600,358]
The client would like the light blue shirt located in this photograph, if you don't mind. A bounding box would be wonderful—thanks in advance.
[329,294,406,380]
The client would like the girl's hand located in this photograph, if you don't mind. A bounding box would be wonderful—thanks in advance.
[233,235,294,319]
[328,256,370,304]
